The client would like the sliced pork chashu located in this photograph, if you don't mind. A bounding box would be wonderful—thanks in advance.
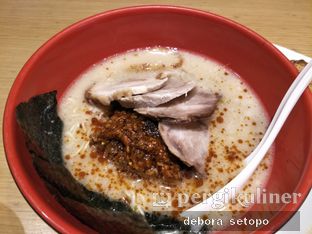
[85,76,168,106]
[135,88,220,122]
[119,76,195,108]
[159,121,209,175]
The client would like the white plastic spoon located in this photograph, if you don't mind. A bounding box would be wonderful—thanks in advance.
[182,60,312,218]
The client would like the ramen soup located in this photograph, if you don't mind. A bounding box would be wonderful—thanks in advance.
[59,47,273,218]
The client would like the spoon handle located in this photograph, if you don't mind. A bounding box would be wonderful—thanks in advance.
[183,60,312,214]
[245,60,312,164]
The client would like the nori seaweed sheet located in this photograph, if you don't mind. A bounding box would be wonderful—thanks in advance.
[15,91,192,234]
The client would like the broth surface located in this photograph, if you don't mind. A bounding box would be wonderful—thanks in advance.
[59,48,272,215]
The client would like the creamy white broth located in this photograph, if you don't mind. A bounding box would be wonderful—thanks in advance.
[59,47,272,216]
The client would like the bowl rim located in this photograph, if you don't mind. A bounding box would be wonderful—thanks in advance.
[3,4,312,233]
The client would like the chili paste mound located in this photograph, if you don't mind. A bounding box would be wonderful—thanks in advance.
[89,109,184,182]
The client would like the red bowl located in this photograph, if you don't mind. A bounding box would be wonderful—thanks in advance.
[3,5,312,233]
